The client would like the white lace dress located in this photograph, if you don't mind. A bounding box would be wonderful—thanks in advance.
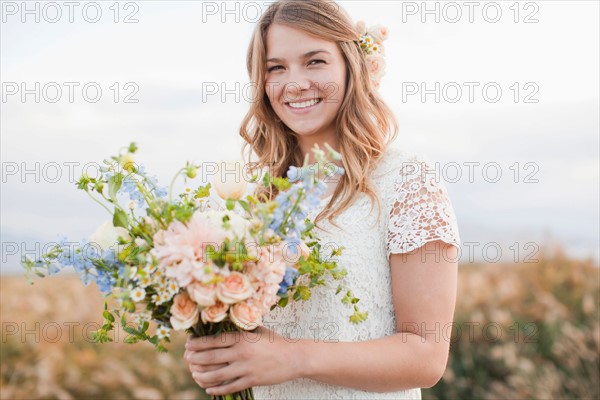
[253,146,461,400]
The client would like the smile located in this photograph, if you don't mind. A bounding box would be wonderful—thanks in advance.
[286,98,322,109]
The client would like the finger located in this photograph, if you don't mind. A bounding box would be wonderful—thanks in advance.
[187,347,235,365]
[191,372,226,390]
[191,363,229,373]
[205,377,253,397]
[186,331,242,351]
[192,364,242,391]
[192,368,236,389]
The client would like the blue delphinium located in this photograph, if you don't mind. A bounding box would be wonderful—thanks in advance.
[122,176,146,207]
[51,236,122,294]
[140,165,168,199]
[268,165,329,242]
[104,165,168,208]
[278,266,299,296]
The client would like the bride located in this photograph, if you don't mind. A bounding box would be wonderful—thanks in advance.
[183,0,461,398]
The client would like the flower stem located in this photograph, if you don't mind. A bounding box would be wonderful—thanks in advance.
[85,190,113,215]
[169,168,186,204]
[279,187,304,235]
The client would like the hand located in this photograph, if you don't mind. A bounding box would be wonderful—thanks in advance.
[183,326,305,396]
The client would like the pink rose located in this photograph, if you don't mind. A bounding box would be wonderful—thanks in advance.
[169,292,199,330]
[366,54,386,80]
[201,301,229,324]
[230,302,262,330]
[369,24,389,42]
[216,271,253,304]
[251,245,285,285]
[187,282,217,307]
[371,78,381,90]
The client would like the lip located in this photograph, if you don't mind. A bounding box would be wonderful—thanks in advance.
[284,98,322,114]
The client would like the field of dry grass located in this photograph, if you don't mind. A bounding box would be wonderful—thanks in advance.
[428,250,599,400]
[0,273,208,400]
[1,249,598,399]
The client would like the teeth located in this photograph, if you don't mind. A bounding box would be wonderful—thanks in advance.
[288,98,320,109]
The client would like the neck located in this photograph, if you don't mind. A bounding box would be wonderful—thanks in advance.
[296,128,341,165]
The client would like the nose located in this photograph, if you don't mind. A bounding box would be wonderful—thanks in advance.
[283,67,313,102]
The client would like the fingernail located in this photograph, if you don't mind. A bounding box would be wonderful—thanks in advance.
[206,389,214,395]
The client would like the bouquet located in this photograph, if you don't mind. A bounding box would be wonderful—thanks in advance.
[22,142,368,400]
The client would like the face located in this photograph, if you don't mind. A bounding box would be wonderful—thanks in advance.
[264,23,347,145]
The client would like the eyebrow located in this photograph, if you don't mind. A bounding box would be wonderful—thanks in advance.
[266,50,331,63]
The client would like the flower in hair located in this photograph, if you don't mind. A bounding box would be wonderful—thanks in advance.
[356,21,389,90]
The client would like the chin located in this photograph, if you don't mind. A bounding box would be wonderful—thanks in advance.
[284,122,323,136]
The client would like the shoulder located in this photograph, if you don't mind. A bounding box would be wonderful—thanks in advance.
[372,144,437,183]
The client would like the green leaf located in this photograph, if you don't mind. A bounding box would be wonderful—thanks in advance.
[128,142,138,153]
[350,310,369,324]
[113,208,129,229]
[238,200,250,213]
[298,263,311,274]
[278,296,289,307]
[297,286,311,300]
[262,171,270,187]
[226,199,235,211]
[194,183,211,198]
[124,335,140,344]
[108,173,123,201]
[123,326,137,335]
[102,310,115,323]
[272,177,291,191]
[156,344,168,352]
[92,329,114,344]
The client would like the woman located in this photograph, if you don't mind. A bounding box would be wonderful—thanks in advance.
[184,1,461,398]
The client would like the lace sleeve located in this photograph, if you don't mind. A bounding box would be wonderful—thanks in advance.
[386,155,461,257]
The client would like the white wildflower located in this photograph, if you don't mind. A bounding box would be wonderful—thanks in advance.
[130,286,146,302]
[156,325,171,340]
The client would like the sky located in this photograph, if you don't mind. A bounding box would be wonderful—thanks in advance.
[1,0,599,273]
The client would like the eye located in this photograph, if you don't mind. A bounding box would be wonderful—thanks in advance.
[267,65,283,72]
[309,59,326,66]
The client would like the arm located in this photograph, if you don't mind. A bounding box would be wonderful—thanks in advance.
[296,240,458,392]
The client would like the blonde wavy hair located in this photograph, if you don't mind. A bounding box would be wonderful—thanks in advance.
[240,0,398,229]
